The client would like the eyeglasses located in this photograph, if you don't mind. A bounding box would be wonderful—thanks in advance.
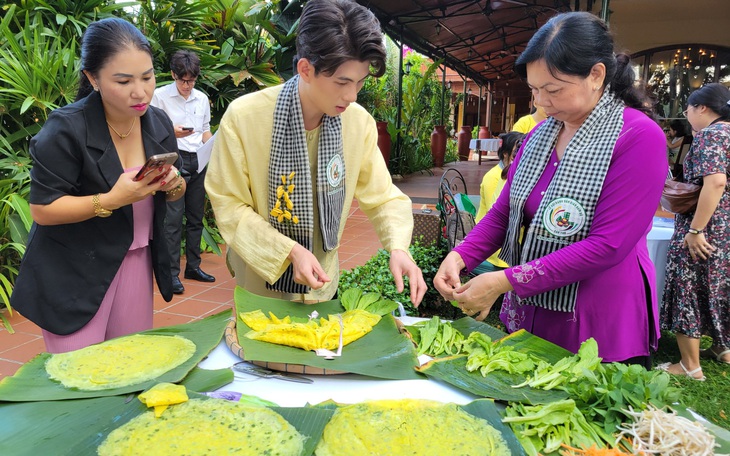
[682,105,696,117]
[175,77,197,86]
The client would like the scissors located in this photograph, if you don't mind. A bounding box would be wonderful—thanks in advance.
[232,362,313,384]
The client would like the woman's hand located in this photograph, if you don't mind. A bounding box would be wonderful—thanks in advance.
[158,166,186,201]
[105,166,183,208]
[452,271,513,321]
[433,251,466,301]
[684,232,715,261]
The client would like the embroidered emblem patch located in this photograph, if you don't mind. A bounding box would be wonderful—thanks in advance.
[326,155,343,188]
[542,197,586,237]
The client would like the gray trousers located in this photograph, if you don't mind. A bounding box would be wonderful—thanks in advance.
[166,150,207,276]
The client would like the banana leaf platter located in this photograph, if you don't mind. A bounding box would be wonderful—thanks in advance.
[673,404,730,454]
[0,310,232,402]
[417,328,573,404]
[233,287,421,380]
[313,397,526,455]
[0,384,332,456]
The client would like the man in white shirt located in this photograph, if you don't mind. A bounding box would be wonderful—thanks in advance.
[151,51,214,294]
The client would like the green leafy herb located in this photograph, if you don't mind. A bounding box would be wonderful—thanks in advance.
[412,316,465,356]
[339,288,399,316]
[503,399,612,455]
[461,332,539,376]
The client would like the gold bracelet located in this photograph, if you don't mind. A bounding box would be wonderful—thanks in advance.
[92,193,113,217]
[166,183,183,197]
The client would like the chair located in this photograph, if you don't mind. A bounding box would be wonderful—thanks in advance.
[437,169,476,251]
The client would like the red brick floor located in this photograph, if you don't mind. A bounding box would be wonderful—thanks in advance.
[0,161,490,379]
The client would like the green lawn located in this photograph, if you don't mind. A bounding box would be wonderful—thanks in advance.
[653,331,730,430]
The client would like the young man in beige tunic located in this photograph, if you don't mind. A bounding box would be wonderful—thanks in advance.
[206,0,426,305]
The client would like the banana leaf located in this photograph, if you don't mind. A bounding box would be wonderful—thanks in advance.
[312,397,525,455]
[234,287,421,380]
[417,329,573,404]
[0,387,332,456]
[451,316,509,340]
[0,310,232,402]
[673,404,730,454]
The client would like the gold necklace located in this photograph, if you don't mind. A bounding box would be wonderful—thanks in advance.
[107,117,137,139]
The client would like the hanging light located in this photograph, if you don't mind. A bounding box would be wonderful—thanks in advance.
[435,22,442,36]
[404,60,413,75]
[446,81,452,90]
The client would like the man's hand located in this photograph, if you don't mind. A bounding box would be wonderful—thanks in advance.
[287,244,330,289]
[389,249,427,306]
[174,125,194,139]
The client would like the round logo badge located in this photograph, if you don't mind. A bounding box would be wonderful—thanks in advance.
[326,155,343,188]
[542,197,586,237]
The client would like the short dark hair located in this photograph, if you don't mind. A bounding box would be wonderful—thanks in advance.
[76,18,153,101]
[515,12,654,118]
[668,119,690,137]
[295,0,386,77]
[687,82,730,121]
[170,50,201,79]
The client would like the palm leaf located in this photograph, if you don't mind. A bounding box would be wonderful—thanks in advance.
[0,384,331,456]
[234,287,421,380]
[460,399,527,455]
[417,329,573,404]
[418,355,570,404]
[0,310,232,401]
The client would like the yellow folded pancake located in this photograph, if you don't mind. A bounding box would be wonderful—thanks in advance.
[45,334,196,390]
[98,398,304,456]
[241,309,381,351]
[315,399,510,456]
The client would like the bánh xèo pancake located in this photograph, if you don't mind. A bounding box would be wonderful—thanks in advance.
[315,399,510,456]
[45,334,196,390]
[97,398,304,456]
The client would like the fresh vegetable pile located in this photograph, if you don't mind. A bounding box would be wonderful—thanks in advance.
[411,319,691,455]
[502,339,682,455]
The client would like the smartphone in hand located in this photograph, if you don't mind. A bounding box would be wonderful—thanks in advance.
[182,127,194,131]
[133,152,179,183]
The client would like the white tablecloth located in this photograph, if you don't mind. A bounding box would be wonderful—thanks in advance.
[647,217,675,304]
[198,316,478,407]
[469,138,501,151]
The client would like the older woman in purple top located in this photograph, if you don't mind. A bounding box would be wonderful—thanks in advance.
[433,12,667,366]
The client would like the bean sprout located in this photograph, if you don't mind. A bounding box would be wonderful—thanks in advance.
[616,406,718,456]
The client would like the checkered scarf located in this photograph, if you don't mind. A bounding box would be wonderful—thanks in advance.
[499,88,624,312]
[267,75,345,294]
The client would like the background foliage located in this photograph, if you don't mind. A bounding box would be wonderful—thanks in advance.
[357,43,456,176]
[0,0,455,327]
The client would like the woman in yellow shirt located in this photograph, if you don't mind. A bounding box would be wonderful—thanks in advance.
[473,132,524,274]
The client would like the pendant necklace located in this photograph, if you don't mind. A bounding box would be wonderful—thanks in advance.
[107,117,137,139]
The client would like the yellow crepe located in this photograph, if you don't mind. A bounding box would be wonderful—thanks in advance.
[45,334,196,390]
[315,399,510,456]
[138,383,189,417]
[97,398,304,456]
[241,309,381,351]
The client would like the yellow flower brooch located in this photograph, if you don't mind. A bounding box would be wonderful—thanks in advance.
[270,172,299,224]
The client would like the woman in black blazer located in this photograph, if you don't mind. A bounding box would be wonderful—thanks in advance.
[10,18,186,353]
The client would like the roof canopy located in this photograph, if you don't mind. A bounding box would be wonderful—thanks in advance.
[358,0,572,86]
